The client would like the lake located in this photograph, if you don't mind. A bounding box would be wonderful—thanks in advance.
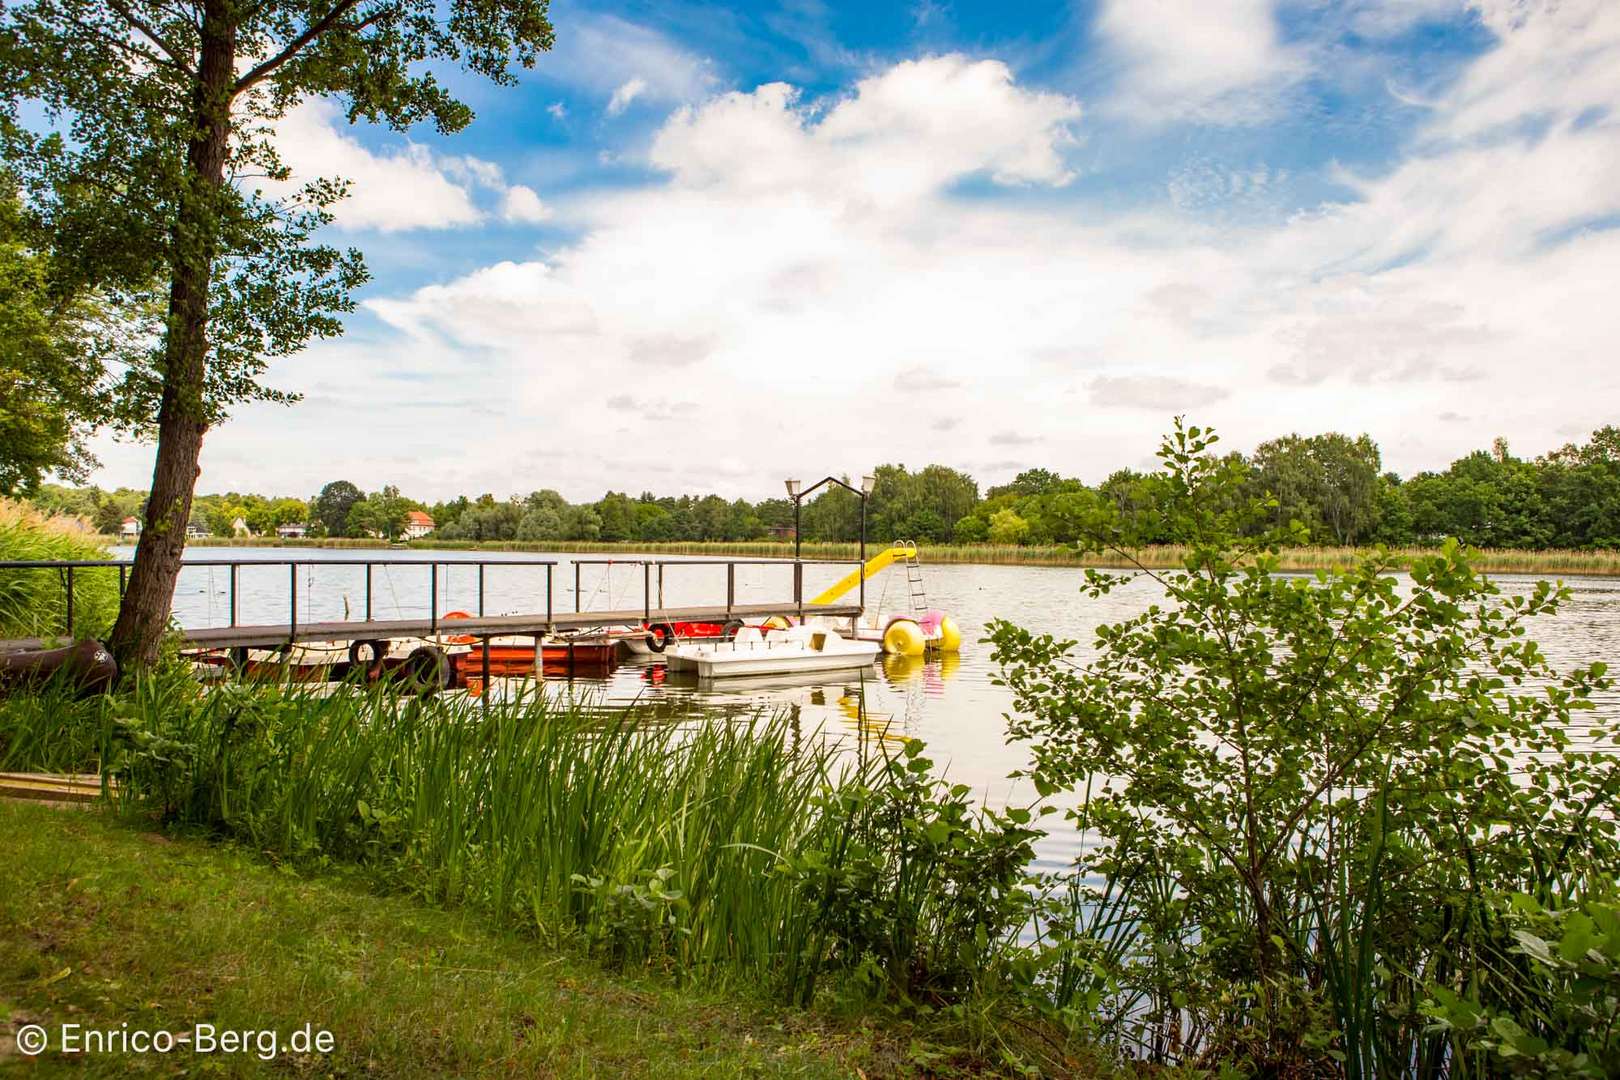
[135,546,1620,873]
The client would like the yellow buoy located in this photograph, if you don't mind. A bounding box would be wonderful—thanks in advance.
[882,618,927,657]
[936,615,962,652]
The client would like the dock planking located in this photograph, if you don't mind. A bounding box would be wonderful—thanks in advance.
[176,603,862,651]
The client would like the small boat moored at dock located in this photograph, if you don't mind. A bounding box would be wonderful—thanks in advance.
[664,624,880,679]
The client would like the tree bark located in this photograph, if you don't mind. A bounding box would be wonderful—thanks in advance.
[108,1,235,671]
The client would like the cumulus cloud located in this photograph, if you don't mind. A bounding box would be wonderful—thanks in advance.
[267,100,552,232]
[134,12,1620,499]
[502,185,552,224]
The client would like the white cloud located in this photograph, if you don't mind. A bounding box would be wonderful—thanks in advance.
[540,12,718,109]
[101,12,1620,500]
[1090,376,1231,409]
[1094,0,1307,124]
[266,100,554,233]
[607,77,648,116]
[502,185,552,224]
[547,101,568,120]
[267,100,483,231]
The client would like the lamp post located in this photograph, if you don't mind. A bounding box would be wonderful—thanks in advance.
[785,473,877,617]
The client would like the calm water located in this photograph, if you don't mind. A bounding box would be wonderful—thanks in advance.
[133,546,1620,872]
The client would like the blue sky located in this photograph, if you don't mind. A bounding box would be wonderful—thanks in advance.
[88,0,1620,501]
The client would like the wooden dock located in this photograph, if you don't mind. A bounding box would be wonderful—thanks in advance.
[0,554,873,656]
[174,602,863,650]
[0,604,864,655]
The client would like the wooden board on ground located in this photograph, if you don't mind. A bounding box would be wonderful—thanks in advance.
[0,772,109,805]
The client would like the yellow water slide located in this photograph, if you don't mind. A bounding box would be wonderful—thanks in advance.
[809,542,919,605]
[803,542,961,655]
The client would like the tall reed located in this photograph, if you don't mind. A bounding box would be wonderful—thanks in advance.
[96,680,873,990]
[0,499,120,639]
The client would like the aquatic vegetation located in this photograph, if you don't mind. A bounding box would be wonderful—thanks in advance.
[0,498,120,639]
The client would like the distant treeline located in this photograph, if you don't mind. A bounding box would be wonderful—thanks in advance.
[27,425,1620,550]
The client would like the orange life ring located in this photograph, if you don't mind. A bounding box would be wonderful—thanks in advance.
[441,610,477,645]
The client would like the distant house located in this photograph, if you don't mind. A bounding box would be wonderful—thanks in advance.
[403,510,435,540]
[231,516,251,537]
[276,522,308,539]
[119,516,141,538]
[186,521,209,539]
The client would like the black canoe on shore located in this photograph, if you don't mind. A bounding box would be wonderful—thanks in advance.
[0,639,118,697]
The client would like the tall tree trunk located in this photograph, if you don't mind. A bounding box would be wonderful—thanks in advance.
[108,2,235,672]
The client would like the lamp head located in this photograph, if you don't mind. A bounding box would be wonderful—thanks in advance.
[860,474,876,495]
[785,478,801,498]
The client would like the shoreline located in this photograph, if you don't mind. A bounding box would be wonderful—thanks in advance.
[144,536,1620,577]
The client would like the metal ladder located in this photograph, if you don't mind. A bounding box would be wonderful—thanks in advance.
[902,542,929,615]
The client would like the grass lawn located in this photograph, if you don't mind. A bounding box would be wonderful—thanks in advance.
[0,801,906,1078]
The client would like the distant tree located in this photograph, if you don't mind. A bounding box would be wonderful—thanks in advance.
[987,467,1070,499]
[564,505,601,541]
[987,507,1030,545]
[800,481,861,542]
[516,506,564,541]
[347,486,410,540]
[1251,433,1383,545]
[314,481,363,538]
[597,491,637,541]
[2,0,555,668]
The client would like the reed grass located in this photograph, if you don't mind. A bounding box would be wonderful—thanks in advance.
[0,498,120,640]
[173,534,1620,575]
[37,680,874,994]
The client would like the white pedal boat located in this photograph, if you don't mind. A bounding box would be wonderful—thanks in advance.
[663,625,879,679]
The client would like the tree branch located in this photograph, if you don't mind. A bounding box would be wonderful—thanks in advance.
[232,0,388,96]
[106,0,195,74]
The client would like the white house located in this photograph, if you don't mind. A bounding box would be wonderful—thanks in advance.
[403,510,435,540]
[119,516,141,538]
[231,516,251,537]
[276,522,308,539]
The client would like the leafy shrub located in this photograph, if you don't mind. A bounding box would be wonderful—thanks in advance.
[990,419,1620,1075]
[775,739,1045,1010]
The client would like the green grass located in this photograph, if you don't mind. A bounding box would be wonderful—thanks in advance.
[168,534,1620,575]
[0,799,902,1078]
[0,499,119,639]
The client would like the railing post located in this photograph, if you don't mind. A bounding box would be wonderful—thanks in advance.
[726,562,734,621]
[794,560,803,620]
[229,564,239,627]
[657,563,664,608]
[546,564,553,627]
[364,563,372,622]
[430,562,438,633]
[573,562,581,613]
[644,562,652,621]
[289,563,298,641]
[65,566,75,638]
[478,563,486,616]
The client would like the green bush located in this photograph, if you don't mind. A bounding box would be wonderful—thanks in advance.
[990,419,1620,1075]
[0,497,119,640]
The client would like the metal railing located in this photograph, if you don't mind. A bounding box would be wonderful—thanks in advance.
[569,557,863,623]
[1,554,866,640]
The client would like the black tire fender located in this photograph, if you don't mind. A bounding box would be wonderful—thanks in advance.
[721,619,745,641]
[349,639,388,679]
[645,623,676,653]
[404,645,450,694]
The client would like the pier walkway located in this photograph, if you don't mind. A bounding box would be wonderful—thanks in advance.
[0,554,869,654]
